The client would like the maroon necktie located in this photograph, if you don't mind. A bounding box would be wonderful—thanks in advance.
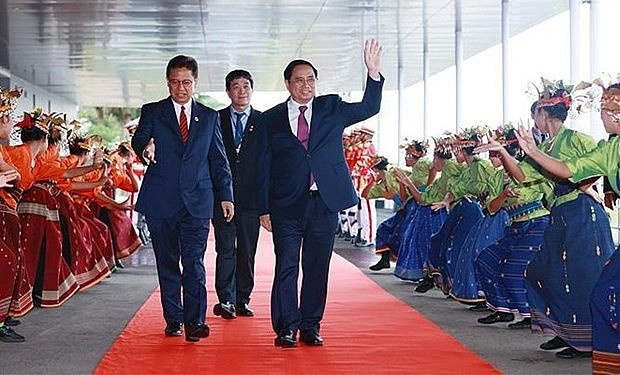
[297,106,315,186]
[179,105,189,143]
[297,106,309,149]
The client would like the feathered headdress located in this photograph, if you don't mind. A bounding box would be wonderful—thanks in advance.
[0,87,22,118]
[595,74,620,117]
[15,108,49,133]
[432,132,458,153]
[399,138,429,158]
[527,78,573,111]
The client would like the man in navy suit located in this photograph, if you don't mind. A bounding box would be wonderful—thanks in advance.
[212,70,262,319]
[132,55,234,342]
[256,40,383,348]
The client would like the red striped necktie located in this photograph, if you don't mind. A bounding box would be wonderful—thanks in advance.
[179,105,189,143]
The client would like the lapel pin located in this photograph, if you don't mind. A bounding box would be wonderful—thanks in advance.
[194,116,199,122]
[248,125,255,132]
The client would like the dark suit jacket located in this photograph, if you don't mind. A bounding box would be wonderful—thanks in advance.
[256,75,384,218]
[217,106,262,210]
[132,97,233,219]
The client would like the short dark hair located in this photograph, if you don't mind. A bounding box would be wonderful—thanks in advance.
[283,59,318,81]
[225,70,254,91]
[20,126,47,143]
[166,55,198,80]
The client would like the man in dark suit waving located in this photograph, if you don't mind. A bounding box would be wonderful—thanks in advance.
[132,55,234,342]
[212,70,262,319]
[256,40,383,348]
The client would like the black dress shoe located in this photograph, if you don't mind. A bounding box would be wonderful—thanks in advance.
[235,303,254,317]
[539,336,569,350]
[164,322,183,337]
[469,302,490,312]
[369,260,390,271]
[274,329,297,348]
[0,325,25,342]
[115,259,125,269]
[555,347,592,359]
[4,317,21,327]
[213,302,237,319]
[477,312,514,324]
[508,318,531,329]
[414,276,435,293]
[185,323,209,342]
[299,329,323,346]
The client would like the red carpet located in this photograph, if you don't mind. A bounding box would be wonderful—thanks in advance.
[95,230,499,375]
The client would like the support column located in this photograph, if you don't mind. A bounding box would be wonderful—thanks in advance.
[589,0,602,139]
[501,0,510,124]
[569,0,582,83]
[423,0,429,139]
[397,0,404,165]
[569,0,584,132]
[455,0,463,132]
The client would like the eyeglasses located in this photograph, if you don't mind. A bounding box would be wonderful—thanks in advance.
[168,79,194,89]
[290,77,316,86]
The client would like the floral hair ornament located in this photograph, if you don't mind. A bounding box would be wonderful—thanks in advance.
[0,87,22,118]
[527,78,573,111]
[16,108,50,134]
[399,138,428,158]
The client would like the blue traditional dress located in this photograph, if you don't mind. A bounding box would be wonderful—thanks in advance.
[525,126,614,352]
[429,157,491,294]
[563,135,620,371]
[394,159,455,281]
[475,159,552,316]
[370,166,417,258]
[449,164,508,303]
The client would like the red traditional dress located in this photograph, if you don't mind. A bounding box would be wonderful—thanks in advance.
[70,168,116,270]
[0,147,33,317]
[7,144,79,307]
[89,154,141,260]
[38,147,111,290]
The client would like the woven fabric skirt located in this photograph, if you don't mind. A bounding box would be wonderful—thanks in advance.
[429,200,484,293]
[374,199,419,257]
[394,206,447,281]
[526,195,614,352]
[18,185,79,308]
[449,210,509,302]
[591,244,620,374]
[476,215,549,315]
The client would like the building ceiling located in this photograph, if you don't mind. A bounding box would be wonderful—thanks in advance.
[2,0,568,108]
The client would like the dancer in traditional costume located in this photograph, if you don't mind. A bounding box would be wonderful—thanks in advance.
[426,130,495,295]
[0,87,30,342]
[449,127,509,306]
[512,80,614,359]
[364,156,413,271]
[389,139,449,281]
[473,126,552,328]
[513,82,620,368]
[89,142,142,264]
